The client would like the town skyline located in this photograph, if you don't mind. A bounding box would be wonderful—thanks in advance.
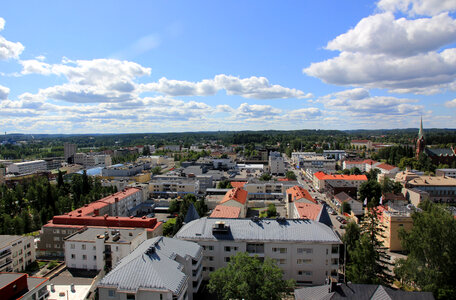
[1,0,456,134]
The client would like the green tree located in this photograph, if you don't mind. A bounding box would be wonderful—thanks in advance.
[57,170,64,188]
[266,204,277,217]
[217,180,232,189]
[342,221,360,264]
[208,252,294,300]
[346,207,392,285]
[162,218,176,236]
[285,171,296,180]
[358,180,382,205]
[259,173,272,181]
[168,199,180,214]
[341,202,351,214]
[394,201,456,299]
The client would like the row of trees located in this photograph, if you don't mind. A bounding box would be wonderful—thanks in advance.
[163,194,208,236]
[0,172,116,235]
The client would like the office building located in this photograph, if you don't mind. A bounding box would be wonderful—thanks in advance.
[0,235,36,272]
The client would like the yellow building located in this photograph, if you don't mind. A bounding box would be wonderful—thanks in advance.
[379,206,413,252]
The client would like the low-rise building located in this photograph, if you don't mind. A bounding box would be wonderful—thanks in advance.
[0,273,49,300]
[7,160,47,175]
[0,235,36,272]
[244,179,297,200]
[405,176,456,204]
[209,205,241,218]
[378,205,414,252]
[285,186,317,218]
[97,237,203,300]
[175,217,342,285]
[333,192,363,215]
[219,188,248,218]
[292,203,332,228]
[64,227,146,271]
[350,139,373,150]
[75,153,112,167]
[102,163,148,177]
[436,168,456,178]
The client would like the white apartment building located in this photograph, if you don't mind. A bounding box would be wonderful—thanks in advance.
[97,237,203,300]
[7,160,47,175]
[0,235,36,272]
[269,152,286,175]
[291,152,336,175]
[149,178,199,197]
[75,153,112,167]
[435,168,456,179]
[175,218,342,285]
[64,227,146,271]
[243,179,297,200]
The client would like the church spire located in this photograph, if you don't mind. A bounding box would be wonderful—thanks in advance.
[418,116,424,140]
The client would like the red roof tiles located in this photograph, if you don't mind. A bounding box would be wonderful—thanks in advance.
[220,187,248,205]
[314,172,368,181]
[294,203,322,220]
[210,205,241,218]
[376,163,396,171]
[231,181,247,188]
[286,186,316,203]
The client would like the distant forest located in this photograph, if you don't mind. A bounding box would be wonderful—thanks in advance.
[0,128,455,160]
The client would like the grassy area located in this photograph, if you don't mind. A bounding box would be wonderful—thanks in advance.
[38,261,48,268]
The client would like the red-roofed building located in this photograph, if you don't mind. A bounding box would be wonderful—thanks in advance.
[291,202,333,227]
[285,186,316,217]
[219,188,248,217]
[230,181,247,188]
[313,172,367,192]
[342,159,380,172]
[209,205,241,218]
[37,187,163,257]
[0,273,49,300]
[375,163,399,177]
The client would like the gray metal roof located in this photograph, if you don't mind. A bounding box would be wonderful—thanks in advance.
[184,203,200,224]
[97,236,202,295]
[294,283,435,300]
[0,235,23,249]
[175,217,341,244]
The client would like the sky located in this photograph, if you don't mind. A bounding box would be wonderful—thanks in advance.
[1,0,456,134]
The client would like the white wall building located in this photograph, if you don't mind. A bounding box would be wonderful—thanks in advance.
[64,227,146,271]
[269,152,286,175]
[149,178,199,197]
[175,218,342,285]
[0,235,36,272]
[97,237,203,300]
[7,160,47,175]
[291,152,336,175]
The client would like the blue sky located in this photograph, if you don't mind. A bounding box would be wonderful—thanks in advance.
[1,0,456,133]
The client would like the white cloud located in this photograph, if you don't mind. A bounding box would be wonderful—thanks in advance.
[0,17,24,60]
[20,59,53,75]
[235,103,282,119]
[304,48,456,92]
[141,74,311,99]
[326,12,456,57]
[0,84,10,100]
[322,88,370,100]
[378,0,456,16]
[445,98,456,107]
[286,107,322,119]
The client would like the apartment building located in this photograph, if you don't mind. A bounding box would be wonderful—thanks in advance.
[243,179,297,200]
[74,153,112,167]
[7,160,47,175]
[334,192,363,215]
[0,273,49,300]
[291,152,336,175]
[37,188,162,257]
[323,150,347,161]
[175,217,342,285]
[313,172,367,192]
[64,142,77,163]
[378,205,413,252]
[285,185,317,218]
[405,176,456,204]
[268,152,285,175]
[64,227,146,271]
[149,178,199,197]
[0,235,36,273]
[97,237,203,300]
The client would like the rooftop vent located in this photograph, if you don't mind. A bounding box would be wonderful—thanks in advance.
[112,233,120,242]
[146,245,156,255]
[251,216,260,223]
[212,221,230,234]
[276,217,287,223]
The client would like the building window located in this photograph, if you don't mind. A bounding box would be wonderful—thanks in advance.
[126,294,135,300]
[82,255,87,260]
[53,237,60,241]
[224,257,230,262]
[225,246,231,252]
[298,270,312,276]
[53,229,60,234]
[297,259,311,264]
[297,248,312,254]
[94,255,97,260]
[70,244,75,249]
[108,290,115,297]
[61,230,66,234]
[81,245,86,250]
[331,245,339,254]
[93,246,96,250]
[209,267,215,271]
[71,254,75,259]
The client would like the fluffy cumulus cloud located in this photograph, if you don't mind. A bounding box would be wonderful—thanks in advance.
[326,12,456,57]
[286,107,322,120]
[141,74,311,99]
[318,88,424,119]
[0,84,10,100]
[304,9,456,94]
[378,0,456,16]
[235,103,282,119]
[445,98,456,107]
[0,17,24,60]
